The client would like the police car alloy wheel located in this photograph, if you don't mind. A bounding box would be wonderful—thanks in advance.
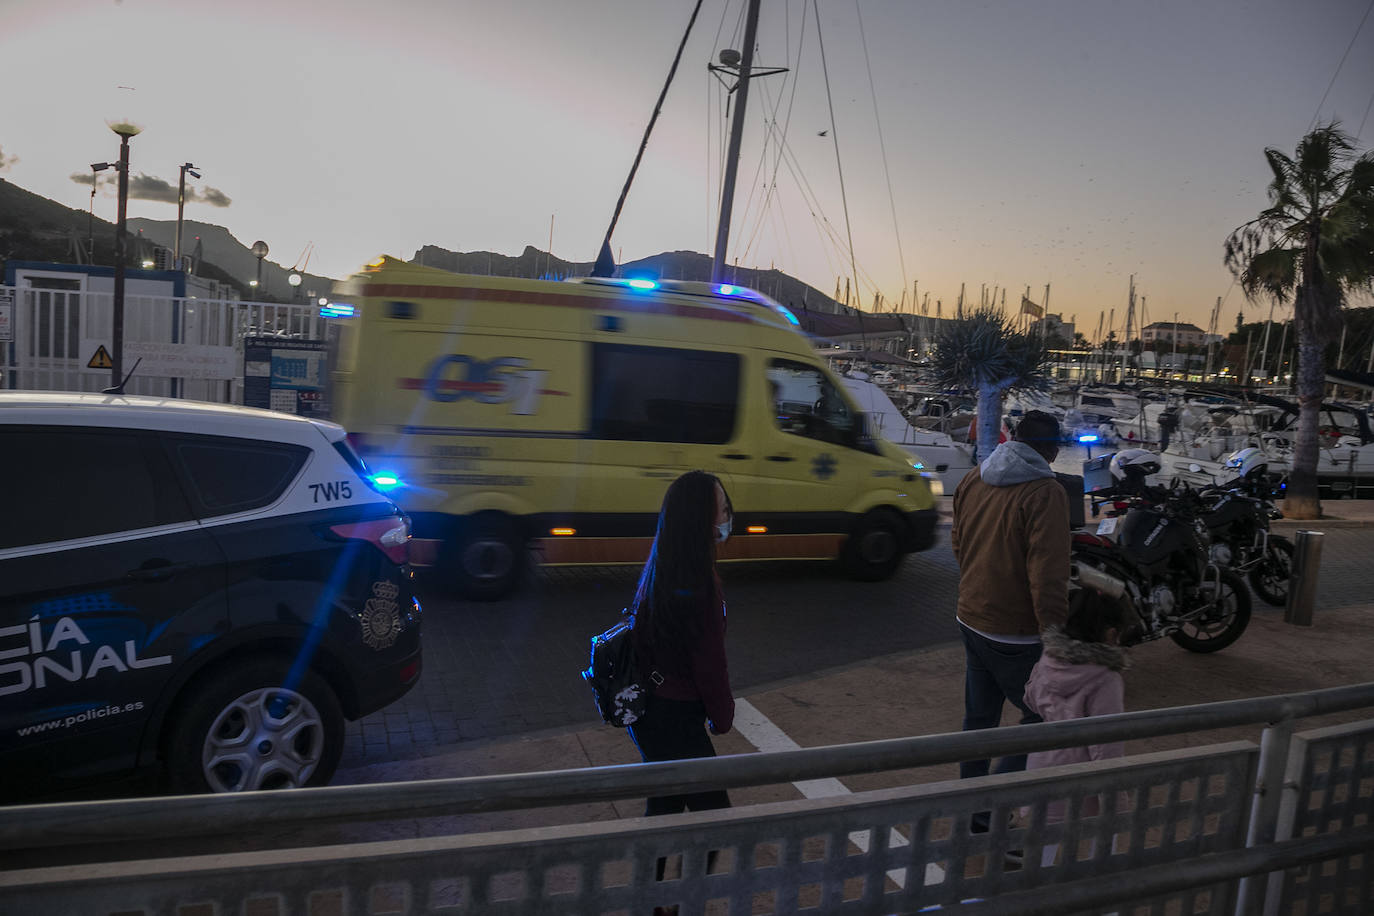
[167,661,344,793]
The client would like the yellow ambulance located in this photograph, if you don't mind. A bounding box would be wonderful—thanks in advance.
[329,257,939,598]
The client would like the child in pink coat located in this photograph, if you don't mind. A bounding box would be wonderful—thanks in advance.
[1023,588,1130,866]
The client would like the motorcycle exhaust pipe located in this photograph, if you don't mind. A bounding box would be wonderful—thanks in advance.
[1070,561,1127,599]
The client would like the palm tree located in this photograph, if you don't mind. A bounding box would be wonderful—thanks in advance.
[930,305,1052,461]
[1223,122,1374,519]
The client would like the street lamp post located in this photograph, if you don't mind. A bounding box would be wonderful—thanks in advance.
[288,272,302,303]
[251,240,269,298]
[108,120,142,389]
[175,162,200,271]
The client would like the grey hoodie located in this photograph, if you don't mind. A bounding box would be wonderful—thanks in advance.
[979,440,1054,487]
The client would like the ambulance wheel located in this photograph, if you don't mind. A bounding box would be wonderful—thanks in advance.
[166,659,343,794]
[842,510,906,581]
[445,514,524,601]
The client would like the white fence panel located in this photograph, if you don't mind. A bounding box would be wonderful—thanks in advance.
[0,285,328,406]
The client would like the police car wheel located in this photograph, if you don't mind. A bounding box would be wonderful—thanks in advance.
[166,660,344,794]
[446,515,525,601]
[842,510,906,581]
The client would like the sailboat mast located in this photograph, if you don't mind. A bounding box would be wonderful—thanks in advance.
[711,0,762,284]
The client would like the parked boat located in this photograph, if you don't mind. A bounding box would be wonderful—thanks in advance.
[841,374,976,490]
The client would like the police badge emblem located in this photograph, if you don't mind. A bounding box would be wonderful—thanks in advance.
[361,580,402,650]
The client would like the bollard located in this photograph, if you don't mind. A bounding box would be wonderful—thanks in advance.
[1284,530,1324,626]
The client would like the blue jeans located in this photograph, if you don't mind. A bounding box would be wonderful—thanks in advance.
[959,625,1044,780]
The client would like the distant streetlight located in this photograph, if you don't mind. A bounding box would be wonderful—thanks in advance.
[107,119,142,389]
[174,162,200,272]
[141,259,154,269]
[288,272,302,303]
[87,162,114,263]
[251,240,269,297]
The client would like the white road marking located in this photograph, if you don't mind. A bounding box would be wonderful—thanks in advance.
[733,698,948,890]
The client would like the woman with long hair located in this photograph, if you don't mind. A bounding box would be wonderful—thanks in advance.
[628,469,735,816]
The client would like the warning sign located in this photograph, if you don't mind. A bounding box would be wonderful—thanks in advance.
[87,345,114,370]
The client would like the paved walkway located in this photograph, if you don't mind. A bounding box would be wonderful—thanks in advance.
[325,501,1374,843]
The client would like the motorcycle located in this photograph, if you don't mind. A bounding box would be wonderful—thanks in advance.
[1178,481,1292,607]
[1072,490,1252,653]
[1096,476,1293,607]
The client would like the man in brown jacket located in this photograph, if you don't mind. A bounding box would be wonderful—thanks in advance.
[950,410,1070,782]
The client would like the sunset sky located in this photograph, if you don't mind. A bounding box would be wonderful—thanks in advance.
[2,0,1372,333]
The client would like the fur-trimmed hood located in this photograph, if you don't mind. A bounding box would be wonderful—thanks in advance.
[1041,626,1130,672]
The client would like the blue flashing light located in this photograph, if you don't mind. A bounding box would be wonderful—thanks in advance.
[627,278,658,290]
[320,302,356,318]
[776,304,801,326]
[369,470,403,491]
[1078,433,1100,443]
[717,284,737,295]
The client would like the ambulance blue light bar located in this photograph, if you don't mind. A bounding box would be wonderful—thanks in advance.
[1078,433,1100,443]
[320,303,356,318]
[626,278,657,290]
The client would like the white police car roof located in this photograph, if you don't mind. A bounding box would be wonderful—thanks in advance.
[0,391,346,444]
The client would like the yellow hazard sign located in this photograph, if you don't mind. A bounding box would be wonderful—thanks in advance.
[87,345,114,370]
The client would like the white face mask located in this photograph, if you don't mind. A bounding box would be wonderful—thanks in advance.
[715,520,731,543]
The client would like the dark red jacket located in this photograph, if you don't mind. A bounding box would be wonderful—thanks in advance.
[635,602,734,734]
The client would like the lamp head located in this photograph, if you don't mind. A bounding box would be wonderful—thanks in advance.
[107,120,143,138]
[90,162,113,172]
[186,168,201,179]
[288,273,302,287]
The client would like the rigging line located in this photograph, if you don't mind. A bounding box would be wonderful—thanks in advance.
[706,70,715,248]
[855,0,908,298]
[593,0,705,267]
[1308,0,1374,133]
[736,41,797,260]
[739,4,809,258]
[813,0,864,322]
[709,0,736,68]
[756,105,884,295]
[739,78,799,260]
[1357,84,1374,141]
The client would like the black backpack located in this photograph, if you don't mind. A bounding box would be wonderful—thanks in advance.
[582,611,661,727]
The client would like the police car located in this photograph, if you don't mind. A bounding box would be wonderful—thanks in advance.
[0,393,422,800]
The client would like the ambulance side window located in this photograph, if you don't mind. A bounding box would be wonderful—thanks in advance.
[0,426,192,549]
[590,344,739,443]
[767,360,859,448]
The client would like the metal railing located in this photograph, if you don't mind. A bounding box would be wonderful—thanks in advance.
[0,285,327,403]
[2,682,1373,914]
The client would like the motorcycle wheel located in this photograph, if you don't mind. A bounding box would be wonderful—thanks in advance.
[1170,569,1252,653]
[1248,536,1295,608]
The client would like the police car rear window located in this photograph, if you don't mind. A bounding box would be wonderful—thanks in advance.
[0,427,194,549]
[172,437,309,517]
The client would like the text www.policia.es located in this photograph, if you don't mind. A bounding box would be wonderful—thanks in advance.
[17,701,144,737]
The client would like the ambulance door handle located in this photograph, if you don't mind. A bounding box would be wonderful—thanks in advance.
[765,454,796,463]
[720,453,751,460]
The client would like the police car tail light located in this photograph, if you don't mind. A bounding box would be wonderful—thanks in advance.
[330,517,411,565]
